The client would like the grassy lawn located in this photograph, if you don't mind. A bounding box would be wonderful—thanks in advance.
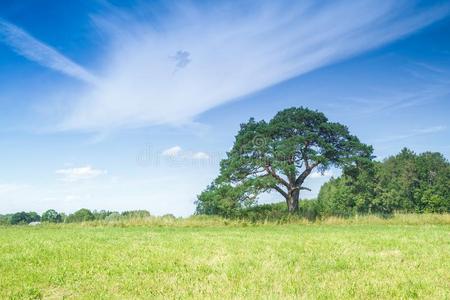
[0,221,449,299]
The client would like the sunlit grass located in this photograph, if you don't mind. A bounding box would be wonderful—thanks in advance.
[0,215,449,299]
[70,212,450,227]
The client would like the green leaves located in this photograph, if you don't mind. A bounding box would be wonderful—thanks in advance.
[41,209,63,223]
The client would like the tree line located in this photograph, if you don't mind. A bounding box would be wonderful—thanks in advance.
[318,148,449,216]
[0,209,152,225]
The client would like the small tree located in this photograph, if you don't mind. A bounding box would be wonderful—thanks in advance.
[10,211,40,225]
[41,209,62,223]
[201,107,372,213]
[65,208,94,223]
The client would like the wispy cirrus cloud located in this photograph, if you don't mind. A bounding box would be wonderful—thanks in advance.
[0,18,97,84]
[334,82,450,117]
[59,1,450,130]
[374,125,447,143]
[1,1,449,131]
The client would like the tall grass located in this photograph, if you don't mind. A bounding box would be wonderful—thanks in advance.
[33,213,450,228]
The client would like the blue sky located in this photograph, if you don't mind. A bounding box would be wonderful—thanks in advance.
[0,0,449,216]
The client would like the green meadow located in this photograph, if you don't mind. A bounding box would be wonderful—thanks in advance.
[1,215,449,299]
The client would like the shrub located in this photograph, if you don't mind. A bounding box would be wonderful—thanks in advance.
[298,200,321,220]
[0,214,12,225]
[105,212,121,221]
[196,183,251,217]
[238,202,287,221]
[161,214,176,219]
[237,200,321,222]
[121,210,151,218]
[92,210,117,220]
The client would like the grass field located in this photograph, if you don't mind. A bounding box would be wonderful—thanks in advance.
[1,216,449,299]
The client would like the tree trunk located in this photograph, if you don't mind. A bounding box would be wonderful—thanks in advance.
[287,188,300,213]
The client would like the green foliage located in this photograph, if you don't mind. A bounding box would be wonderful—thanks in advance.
[92,210,118,220]
[65,208,95,223]
[298,199,321,220]
[0,214,12,225]
[318,148,450,215]
[237,202,288,221]
[121,210,151,218]
[41,209,63,223]
[161,214,176,220]
[65,209,121,223]
[105,212,121,221]
[198,106,372,214]
[234,200,321,222]
[196,182,257,217]
[9,211,40,225]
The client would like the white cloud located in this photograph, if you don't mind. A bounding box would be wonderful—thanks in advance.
[1,2,448,131]
[333,79,450,116]
[310,170,333,179]
[192,152,210,160]
[161,147,210,160]
[162,146,182,157]
[0,18,97,84]
[55,165,107,182]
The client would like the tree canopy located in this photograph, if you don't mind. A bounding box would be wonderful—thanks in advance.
[9,211,40,225]
[197,107,373,213]
[41,209,63,223]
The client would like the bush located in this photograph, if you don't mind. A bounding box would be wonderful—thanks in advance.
[92,210,117,220]
[196,183,249,217]
[235,200,320,222]
[238,202,287,221]
[121,210,151,218]
[298,200,321,220]
[105,212,121,221]
[0,214,12,225]
[161,214,176,220]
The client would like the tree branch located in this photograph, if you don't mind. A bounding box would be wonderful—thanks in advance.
[295,162,319,186]
[264,165,290,188]
[301,140,311,169]
[273,185,288,199]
